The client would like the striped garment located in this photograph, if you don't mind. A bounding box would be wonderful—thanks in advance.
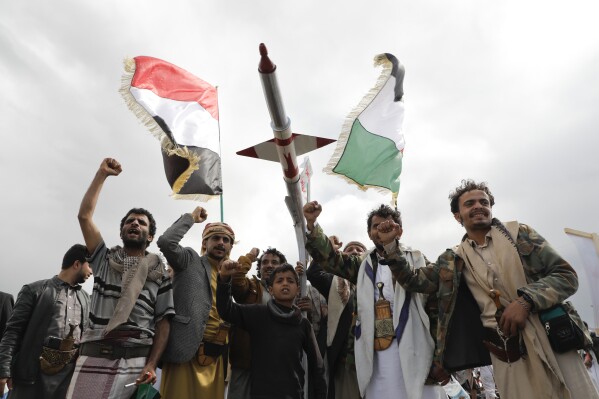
[82,241,175,345]
[66,355,145,399]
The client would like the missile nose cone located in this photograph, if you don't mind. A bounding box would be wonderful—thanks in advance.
[259,43,268,56]
[258,43,276,73]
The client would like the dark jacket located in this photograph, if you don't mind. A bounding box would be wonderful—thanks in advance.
[0,277,90,384]
[0,291,14,336]
[217,279,327,399]
[306,261,355,399]
[158,213,215,364]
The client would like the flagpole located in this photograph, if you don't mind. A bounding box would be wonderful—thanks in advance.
[216,86,224,223]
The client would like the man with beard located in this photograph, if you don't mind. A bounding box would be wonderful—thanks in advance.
[67,158,174,399]
[0,244,91,398]
[227,247,286,399]
[377,179,599,399]
[306,239,366,399]
[304,202,446,399]
[158,206,242,399]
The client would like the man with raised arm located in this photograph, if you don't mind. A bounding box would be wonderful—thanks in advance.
[227,247,286,399]
[303,201,445,399]
[158,206,253,399]
[67,158,174,399]
[377,179,599,399]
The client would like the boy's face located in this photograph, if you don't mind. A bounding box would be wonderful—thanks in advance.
[268,270,299,304]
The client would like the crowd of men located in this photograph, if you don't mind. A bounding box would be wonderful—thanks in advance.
[0,157,597,399]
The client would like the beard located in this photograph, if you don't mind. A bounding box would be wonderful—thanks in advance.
[76,271,88,284]
[122,232,149,250]
[207,245,227,261]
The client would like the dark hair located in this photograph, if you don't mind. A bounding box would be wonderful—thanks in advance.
[267,263,299,287]
[256,248,287,278]
[449,179,495,213]
[62,244,88,269]
[120,208,157,240]
[367,204,402,232]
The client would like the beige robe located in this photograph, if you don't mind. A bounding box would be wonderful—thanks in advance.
[458,222,598,399]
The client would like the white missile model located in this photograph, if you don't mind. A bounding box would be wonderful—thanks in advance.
[237,43,335,295]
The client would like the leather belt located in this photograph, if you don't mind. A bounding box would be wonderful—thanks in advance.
[80,342,151,360]
[483,327,523,363]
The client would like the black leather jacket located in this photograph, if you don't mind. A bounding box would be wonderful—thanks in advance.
[0,276,90,384]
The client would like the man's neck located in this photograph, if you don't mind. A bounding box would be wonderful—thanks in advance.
[57,271,78,287]
[123,246,146,257]
[465,227,491,246]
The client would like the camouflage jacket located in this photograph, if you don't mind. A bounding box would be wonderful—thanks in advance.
[384,220,580,366]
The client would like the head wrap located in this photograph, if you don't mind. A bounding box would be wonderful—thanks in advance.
[202,222,236,243]
[343,241,367,252]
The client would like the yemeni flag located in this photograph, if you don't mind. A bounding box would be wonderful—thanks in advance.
[324,53,405,204]
[120,56,222,201]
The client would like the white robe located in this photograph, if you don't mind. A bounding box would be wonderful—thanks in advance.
[354,246,445,399]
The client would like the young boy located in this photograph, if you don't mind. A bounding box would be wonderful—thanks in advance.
[217,262,327,399]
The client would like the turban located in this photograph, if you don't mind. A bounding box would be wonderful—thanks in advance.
[343,241,367,252]
[202,222,235,243]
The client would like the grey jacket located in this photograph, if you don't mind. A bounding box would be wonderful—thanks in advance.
[158,213,214,363]
[0,277,90,384]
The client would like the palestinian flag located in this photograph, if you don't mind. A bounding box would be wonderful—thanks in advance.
[324,53,405,204]
[120,56,222,200]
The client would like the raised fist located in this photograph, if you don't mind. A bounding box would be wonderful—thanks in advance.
[191,207,208,223]
[303,201,322,229]
[328,235,343,252]
[99,158,122,177]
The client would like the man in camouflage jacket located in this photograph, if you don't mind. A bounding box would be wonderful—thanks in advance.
[376,179,598,399]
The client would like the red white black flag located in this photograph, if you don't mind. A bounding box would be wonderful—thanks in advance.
[120,56,222,200]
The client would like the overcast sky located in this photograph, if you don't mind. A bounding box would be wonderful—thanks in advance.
[1,0,598,323]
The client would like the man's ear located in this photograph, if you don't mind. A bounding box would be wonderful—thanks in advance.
[453,213,463,225]
[268,286,274,296]
[147,235,153,243]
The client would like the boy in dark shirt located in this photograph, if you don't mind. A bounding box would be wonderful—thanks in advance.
[217,262,327,399]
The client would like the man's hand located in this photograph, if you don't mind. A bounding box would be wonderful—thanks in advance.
[377,220,401,246]
[135,367,156,385]
[0,377,12,394]
[303,201,322,231]
[585,352,593,369]
[329,235,342,252]
[98,158,122,178]
[219,260,241,282]
[296,297,312,314]
[499,298,529,337]
[295,261,305,276]
[191,206,208,223]
[248,247,260,262]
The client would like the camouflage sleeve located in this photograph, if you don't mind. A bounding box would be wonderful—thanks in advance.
[516,224,578,311]
[384,241,442,295]
[305,224,362,285]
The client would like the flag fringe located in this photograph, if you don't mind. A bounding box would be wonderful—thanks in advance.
[322,53,394,195]
[171,193,220,202]
[119,57,174,150]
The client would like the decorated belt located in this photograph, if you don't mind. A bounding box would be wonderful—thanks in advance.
[80,342,151,360]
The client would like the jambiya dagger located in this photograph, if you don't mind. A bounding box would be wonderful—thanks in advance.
[237,43,335,295]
